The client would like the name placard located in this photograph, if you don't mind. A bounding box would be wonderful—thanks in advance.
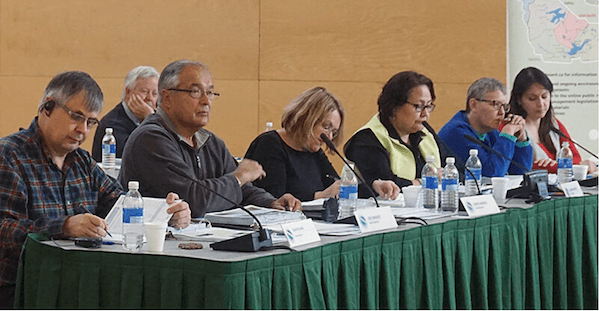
[280,219,321,248]
[354,207,397,233]
[459,194,501,217]
[561,181,584,197]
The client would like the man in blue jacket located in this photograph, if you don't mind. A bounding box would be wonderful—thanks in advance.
[438,77,532,177]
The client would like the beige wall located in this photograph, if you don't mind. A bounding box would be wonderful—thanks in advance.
[0,0,506,171]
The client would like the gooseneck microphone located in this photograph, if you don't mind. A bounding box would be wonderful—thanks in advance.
[320,133,380,207]
[550,125,598,159]
[464,134,531,172]
[166,163,273,252]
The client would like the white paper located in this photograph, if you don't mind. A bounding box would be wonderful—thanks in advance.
[105,196,176,235]
[561,181,584,197]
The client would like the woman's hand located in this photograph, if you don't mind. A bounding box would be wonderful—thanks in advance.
[314,180,340,200]
[372,180,400,200]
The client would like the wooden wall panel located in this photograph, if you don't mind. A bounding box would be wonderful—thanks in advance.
[0,0,507,176]
[0,0,259,79]
[260,0,506,84]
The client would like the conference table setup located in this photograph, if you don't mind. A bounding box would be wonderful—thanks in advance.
[14,182,598,309]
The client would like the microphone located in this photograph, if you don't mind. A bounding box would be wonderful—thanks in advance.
[320,133,379,208]
[550,125,598,159]
[436,136,481,195]
[464,134,551,202]
[166,163,273,252]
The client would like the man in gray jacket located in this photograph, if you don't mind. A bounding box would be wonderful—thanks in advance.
[119,60,301,217]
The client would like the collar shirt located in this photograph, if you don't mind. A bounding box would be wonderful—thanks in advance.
[0,118,123,286]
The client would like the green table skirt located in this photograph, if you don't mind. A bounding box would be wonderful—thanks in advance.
[15,195,598,309]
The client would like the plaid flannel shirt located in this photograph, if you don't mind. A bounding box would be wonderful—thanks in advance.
[0,118,124,286]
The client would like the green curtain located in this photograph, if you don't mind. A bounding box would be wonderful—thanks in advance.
[15,195,598,309]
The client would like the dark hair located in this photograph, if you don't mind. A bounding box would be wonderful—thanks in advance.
[377,71,435,128]
[38,71,103,113]
[509,67,556,154]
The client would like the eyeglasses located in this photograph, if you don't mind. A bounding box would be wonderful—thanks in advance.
[321,122,339,139]
[167,88,220,100]
[406,101,436,113]
[477,99,510,111]
[59,104,100,128]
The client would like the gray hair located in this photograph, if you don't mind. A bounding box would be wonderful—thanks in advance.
[38,71,103,113]
[465,77,507,112]
[158,59,210,106]
[121,66,159,101]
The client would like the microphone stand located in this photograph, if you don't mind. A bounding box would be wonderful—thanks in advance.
[320,133,380,208]
[166,164,273,252]
[551,126,598,159]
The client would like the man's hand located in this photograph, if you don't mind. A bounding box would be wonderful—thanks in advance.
[314,180,340,200]
[372,180,400,200]
[501,114,526,141]
[271,193,302,212]
[166,192,191,229]
[127,93,155,121]
[63,213,108,238]
[233,159,266,185]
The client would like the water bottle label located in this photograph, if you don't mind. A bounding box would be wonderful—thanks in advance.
[423,176,438,190]
[557,158,573,169]
[103,144,116,154]
[465,168,481,181]
[123,207,143,223]
[339,185,358,200]
[442,178,458,191]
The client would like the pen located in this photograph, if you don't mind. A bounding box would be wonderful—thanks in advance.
[325,174,340,180]
[78,204,113,238]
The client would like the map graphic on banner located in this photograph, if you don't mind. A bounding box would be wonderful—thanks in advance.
[508,0,598,158]
[522,0,597,62]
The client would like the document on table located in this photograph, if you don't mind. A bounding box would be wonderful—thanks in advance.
[104,196,175,235]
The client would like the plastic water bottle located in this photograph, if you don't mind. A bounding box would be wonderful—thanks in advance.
[421,155,439,210]
[557,141,573,184]
[122,181,144,251]
[441,157,460,213]
[465,149,482,196]
[338,162,358,219]
[264,121,273,132]
[102,128,116,170]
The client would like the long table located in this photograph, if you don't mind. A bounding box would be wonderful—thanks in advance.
[15,195,598,309]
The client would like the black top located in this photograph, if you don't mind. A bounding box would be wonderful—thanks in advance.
[344,121,455,192]
[244,130,338,202]
[91,102,138,162]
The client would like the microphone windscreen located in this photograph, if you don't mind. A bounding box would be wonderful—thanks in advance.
[320,133,336,150]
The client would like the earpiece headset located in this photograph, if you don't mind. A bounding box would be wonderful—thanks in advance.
[42,100,56,116]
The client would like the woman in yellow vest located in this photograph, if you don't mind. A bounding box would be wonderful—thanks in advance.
[344,71,451,190]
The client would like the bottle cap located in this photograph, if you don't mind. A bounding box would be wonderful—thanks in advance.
[105,128,113,134]
[446,157,455,164]
[469,149,478,156]
[128,181,139,190]
[426,155,435,162]
[266,122,273,127]
[562,141,569,147]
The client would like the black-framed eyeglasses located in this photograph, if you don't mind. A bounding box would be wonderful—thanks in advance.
[167,88,220,100]
[406,101,436,113]
[477,99,510,112]
[321,122,339,139]
[59,104,100,128]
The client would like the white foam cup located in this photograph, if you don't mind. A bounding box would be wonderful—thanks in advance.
[572,164,588,180]
[145,222,168,252]
[402,185,422,207]
[491,177,509,201]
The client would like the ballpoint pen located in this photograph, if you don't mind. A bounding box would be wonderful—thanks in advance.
[79,204,113,238]
[325,174,340,180]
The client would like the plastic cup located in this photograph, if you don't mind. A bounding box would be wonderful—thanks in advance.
[145,222,168,252]
[402,185,422,207]
[572,164,588,180]
[491,177,509,201]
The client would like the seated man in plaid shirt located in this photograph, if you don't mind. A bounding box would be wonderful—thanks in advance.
[0,71,191,308]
